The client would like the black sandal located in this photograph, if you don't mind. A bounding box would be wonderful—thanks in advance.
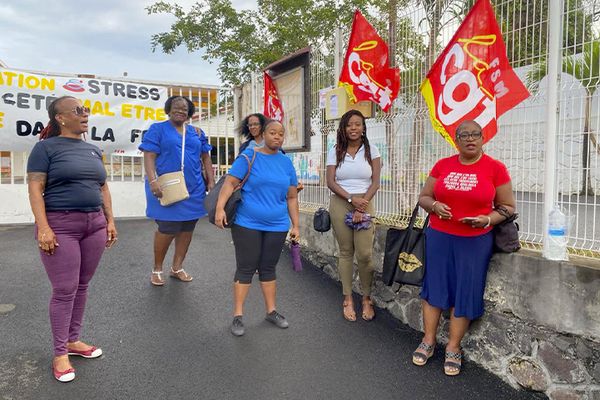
[444,350,463,376]
[412,342,435,366]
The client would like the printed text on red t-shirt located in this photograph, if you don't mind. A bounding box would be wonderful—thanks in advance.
[443,172,479,191]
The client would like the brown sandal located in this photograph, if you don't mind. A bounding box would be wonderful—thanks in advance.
[170,267,193,282]
[362,299,375,321]
[342,301,356,322]
[151,271,164,286]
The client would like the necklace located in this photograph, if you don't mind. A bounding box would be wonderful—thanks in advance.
[459,151,483,165]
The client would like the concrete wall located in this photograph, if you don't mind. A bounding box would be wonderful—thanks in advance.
[0,181,146,224]
[296,212,600,400]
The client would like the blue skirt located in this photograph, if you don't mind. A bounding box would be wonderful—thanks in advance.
[420,227,493,320]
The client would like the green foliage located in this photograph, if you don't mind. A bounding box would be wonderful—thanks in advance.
[526,38,600,95]
[147,0,387,85]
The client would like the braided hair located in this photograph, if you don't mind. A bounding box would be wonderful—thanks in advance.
[334,110,372,168]
[38,96,75,140]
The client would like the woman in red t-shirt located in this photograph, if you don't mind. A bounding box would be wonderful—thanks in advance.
[412,120,516,376]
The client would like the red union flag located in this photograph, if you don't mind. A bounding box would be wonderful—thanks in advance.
[421,0,530,146]
[263,72,284,123]
[339,10,400,112]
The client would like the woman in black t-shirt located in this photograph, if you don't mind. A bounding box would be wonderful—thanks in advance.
[27,96,117,383]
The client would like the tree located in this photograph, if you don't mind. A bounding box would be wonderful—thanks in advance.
[147,0,384,86]
[527,38,600,196]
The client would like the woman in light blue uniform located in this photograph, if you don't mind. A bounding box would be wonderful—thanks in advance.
[140,96,214,286]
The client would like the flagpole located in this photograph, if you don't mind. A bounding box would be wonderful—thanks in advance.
[543,0,564,258]
[251,72,258,113]
[334,26,342,79]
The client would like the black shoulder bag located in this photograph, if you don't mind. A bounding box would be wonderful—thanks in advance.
[205,150,256,228]
[493,205,521,253]
[313,207,331,233]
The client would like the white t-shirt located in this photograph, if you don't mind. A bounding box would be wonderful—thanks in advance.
[326,143,381,194]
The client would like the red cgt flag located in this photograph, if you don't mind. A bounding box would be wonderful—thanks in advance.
[421,0,530,146]
[263,72,284,123]
[339,10,400,112]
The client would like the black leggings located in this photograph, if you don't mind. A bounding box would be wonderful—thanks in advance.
[231,225,288,284]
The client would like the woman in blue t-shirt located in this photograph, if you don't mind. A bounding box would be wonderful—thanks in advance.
[215,119,300,337]
[139,96,214,286]
[27,96,118,382]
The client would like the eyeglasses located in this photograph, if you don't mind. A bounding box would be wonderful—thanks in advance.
[456,131,483,140]
[62,106,90,116]
[247,123,261,128]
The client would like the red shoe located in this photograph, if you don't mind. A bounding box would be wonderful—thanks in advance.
[53,362,75,383]
[67,346,103,359]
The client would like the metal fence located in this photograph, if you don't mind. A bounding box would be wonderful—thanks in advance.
[98,86,235,181]
[274,0,599,259]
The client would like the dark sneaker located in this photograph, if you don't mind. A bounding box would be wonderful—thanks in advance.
[265,310,289,329]
[231,316,244,336]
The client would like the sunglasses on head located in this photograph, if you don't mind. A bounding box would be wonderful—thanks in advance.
[63,106,90,116]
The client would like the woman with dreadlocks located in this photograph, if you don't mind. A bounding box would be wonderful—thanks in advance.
[27,96,117,382]
[326,109,381,322]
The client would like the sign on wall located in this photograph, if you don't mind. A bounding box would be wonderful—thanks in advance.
[0,68,168,155]
[264,47,311,152]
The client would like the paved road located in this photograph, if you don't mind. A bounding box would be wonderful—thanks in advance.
[0,219,546,400]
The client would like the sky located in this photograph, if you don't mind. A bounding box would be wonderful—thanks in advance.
[0,0,255,87]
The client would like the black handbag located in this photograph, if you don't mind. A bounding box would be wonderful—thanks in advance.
[493,206,521,253]
[205,151,256,228]
[382,204,430,286]
[313,207,331,232]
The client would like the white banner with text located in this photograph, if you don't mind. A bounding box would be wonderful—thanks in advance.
[0,68,169,155]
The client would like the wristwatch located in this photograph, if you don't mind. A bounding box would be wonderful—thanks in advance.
[347,196,352,203]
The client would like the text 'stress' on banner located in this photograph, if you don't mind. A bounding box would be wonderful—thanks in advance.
[0,68,169,155]
[338,10,400,113]
[420,0,530,147]
[263,72,284,123]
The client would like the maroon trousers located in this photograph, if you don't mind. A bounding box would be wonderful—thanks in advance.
[37,210,107,356]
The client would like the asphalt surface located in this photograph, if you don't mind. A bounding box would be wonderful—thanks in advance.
[0,219,547,400]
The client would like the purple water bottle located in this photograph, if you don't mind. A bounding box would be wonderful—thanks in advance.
[290,240,302,272]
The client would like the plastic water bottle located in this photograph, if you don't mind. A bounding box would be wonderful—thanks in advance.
[545,206,568,261]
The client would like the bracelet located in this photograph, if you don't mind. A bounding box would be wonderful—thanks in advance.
[484,216,492,228]
[149,177,158,184]
[431,201,438,212]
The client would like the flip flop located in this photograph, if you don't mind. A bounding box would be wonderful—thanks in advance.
[151,271,164,286]
[361,299,375,321]
[170,267,193,282]
[343,300,356,322]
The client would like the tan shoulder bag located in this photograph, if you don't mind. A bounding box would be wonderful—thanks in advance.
[157,125,190,206]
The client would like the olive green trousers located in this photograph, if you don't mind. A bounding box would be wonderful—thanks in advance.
[329,194,375,296]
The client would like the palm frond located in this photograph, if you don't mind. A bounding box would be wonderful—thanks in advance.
[525,60,548,93]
